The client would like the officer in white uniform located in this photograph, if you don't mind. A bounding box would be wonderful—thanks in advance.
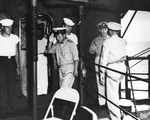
[63,18,78,45]
[48,27,79,88]
[89,22,109,106]
[0,19,20,112]
[100,22,127,120]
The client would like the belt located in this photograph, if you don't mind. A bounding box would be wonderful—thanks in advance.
[38,52,44,54]
[107,56,126,65]
[0,56,15,59]
[59,62,74,67]
[107,60,124,65]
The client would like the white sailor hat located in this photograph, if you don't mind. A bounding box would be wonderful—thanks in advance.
[97,22,107,28]
[107,22,122,31]
[63,18,75,26]
[0,19,14,26]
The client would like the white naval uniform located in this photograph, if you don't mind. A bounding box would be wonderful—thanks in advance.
[100,34,127,120]
[20,30,28,96]
[67,33,78,45]
[50,39,79,88]
[57,39,79,88]
[37,37,48,95]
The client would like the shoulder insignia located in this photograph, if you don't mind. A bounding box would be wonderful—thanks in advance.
[67,39,74,43]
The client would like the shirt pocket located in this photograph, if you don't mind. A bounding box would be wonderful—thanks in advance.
[62,47,72,61]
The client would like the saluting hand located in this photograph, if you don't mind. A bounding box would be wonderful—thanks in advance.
[74,69,78,77]
[49,33,55,42]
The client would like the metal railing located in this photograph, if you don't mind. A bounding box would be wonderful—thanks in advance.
[124,55,150,99]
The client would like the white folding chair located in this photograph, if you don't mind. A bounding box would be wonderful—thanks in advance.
[43,88,80,120]
[81,106,98,120]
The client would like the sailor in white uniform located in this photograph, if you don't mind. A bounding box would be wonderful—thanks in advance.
[63,18,78,45]
[0,19,20,112]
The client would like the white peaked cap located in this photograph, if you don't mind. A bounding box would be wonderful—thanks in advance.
[63,18,75,26]
[53,27,67,32]
[0,19,14,26]
[107,22,122,31]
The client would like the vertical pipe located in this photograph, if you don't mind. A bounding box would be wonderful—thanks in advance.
[125,57,130,99]
[125,67,129,98]
[79,5,84,105]
[148,55,150,98]
[31,0,37,120]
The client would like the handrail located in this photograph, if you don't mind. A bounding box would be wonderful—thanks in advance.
[82,82,140,120]
[83,58,148,83]
[126,59,138,116]
[127,55,150,69]
[126,48,150,69]
[133,47,150,57]
[125,54,150,100]
[81,57,148,119]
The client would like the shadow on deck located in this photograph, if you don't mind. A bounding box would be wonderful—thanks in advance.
[0,92,150,120]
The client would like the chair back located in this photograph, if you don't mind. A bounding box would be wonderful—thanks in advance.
[43,88,80,120]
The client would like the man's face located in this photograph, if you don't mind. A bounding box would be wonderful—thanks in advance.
[63,24,72,33]
[2,26,12,35]
[107,29,112,36]
[56,33,65,43]
[98,27,108,37]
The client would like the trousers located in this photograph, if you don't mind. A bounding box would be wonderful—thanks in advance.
[95,55,106,105]
[106,62,126,120]
[59,64,75,88]
[0,56,16,112]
